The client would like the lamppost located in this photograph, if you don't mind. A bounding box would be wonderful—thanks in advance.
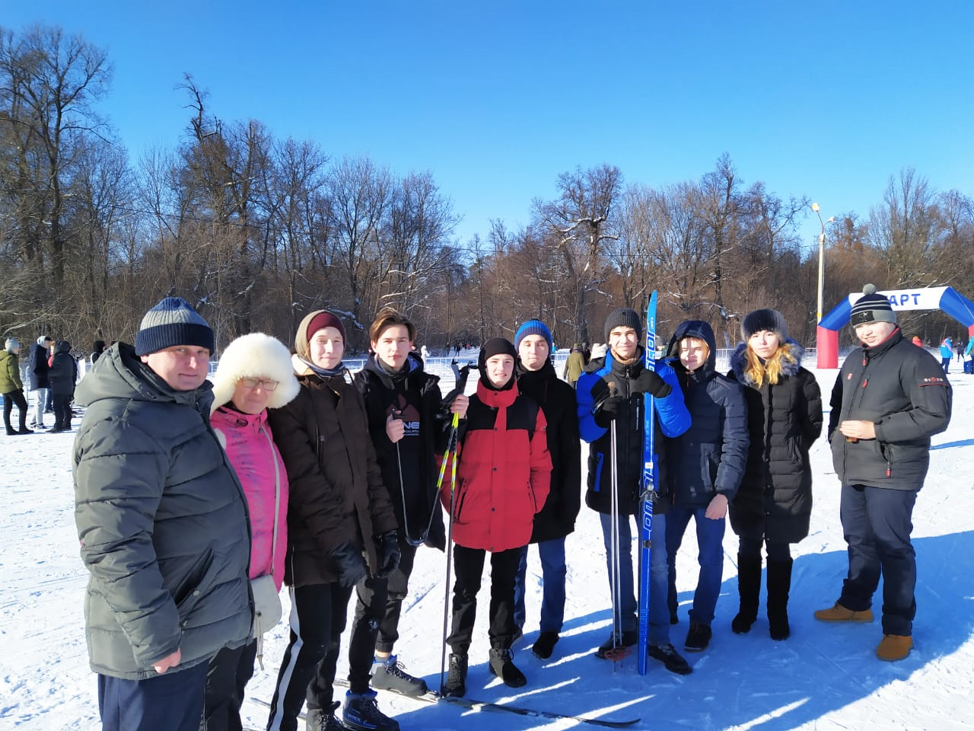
[810,203,836,323]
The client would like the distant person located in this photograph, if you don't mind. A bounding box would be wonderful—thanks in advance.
[263,310,401,731]
[664,320,748,653]
[512,320,581,660]
[815,285,951,662]
[442,338,551,697]
[562,344,585,387]
[939,336,952,373]
[74,297,252,731]
[727,309,822,641]
[48,340,78,432]
[1,338,32,435]
[955,340,963,362]
[420,343,430,361]
[202,333,300,731]
[91,339,107,364]
[27,335,53,429]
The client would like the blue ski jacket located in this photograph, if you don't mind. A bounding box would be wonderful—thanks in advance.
[577,346,690,515]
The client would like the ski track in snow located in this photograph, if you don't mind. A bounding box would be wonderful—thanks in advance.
[2,363,973,730]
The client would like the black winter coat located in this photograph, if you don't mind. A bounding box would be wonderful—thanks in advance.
[727,341,823,543]
[49,341,78,396]
[353,353,450,549]
[27,342,50,390]
[829,328,951,490]
[663,321,748,508]
[516,359,581,543]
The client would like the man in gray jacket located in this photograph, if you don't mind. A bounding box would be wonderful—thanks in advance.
[73,297,252,731]
[815,285,951,662]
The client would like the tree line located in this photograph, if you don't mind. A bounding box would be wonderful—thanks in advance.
[3,25,973,357]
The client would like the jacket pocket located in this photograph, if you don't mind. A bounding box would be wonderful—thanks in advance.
[172,548,214,617]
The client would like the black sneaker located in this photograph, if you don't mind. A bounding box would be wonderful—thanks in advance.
[342,690,398,731]
[684,622,712,652]
[647,643,693,675]
[594,629,637,659]
[488,648,526,688]
[443,653,467,698]
[371,655,427,697]
[531,631,559,660]
[306,701,347,731]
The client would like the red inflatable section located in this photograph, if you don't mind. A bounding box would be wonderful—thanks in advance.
[817,325,838,369]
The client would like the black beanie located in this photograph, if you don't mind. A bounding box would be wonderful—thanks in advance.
[741,308,789,341]
[478,337,517,388]
[850,284,896,326]
[604,308,642,342]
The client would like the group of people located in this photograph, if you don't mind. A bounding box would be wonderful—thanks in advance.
[70,283,951,731]
[1,335,80,435]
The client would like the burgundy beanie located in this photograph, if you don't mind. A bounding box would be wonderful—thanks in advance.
[305,311,346,342]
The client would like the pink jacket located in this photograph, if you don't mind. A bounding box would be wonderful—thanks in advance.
[212,407,288,589]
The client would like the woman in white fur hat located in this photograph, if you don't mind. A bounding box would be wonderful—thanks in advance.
[202,333,300,731]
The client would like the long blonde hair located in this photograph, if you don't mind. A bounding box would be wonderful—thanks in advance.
[743,340,798,387]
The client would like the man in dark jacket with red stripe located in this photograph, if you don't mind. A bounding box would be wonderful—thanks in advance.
[815,285,951,662]
[511,319,580,661]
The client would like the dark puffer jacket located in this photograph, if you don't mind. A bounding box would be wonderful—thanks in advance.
[268,355,398,588]
[727,341,823,543]
[576,347,690,516]
[663,321,748,508]
[353,352,450,549]
[829,328,951,490]
[48,341,78,396]
[516,358,581,543]
[73,343,253,680]
[27,340,50,390]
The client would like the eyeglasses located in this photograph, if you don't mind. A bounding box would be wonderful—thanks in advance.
[239,378,279,391]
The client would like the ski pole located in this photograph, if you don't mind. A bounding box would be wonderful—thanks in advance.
[608,381,624,668]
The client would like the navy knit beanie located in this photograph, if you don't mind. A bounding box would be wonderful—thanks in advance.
[514,319,553,352]
[850,284,896,326]
[604,308,642,342]
[135,297,214,356]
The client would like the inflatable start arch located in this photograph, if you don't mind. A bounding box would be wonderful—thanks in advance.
[816,286,974,369]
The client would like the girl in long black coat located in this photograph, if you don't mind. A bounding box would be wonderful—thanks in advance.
[727,309,823,640]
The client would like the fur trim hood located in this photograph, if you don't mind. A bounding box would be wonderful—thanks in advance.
[210,333,301,413]
[729,339,805,387]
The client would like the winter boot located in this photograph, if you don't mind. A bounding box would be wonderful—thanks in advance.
[877,634,913,661]
[731,554,762,634]
[306,701,346,731]
[766,558,793,640]
[443,653,467,698]
[531,631,560,660]
[684,622,712,652]
[814,602,874,623]
[370,655,427,697]
[5,427,18,436]
[342,690,399,731]
[488,647,527,688]
[594,629,637,659]
[647,643,693,675]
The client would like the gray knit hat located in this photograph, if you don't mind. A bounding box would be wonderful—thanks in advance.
[604,308,643,342]
[850,284,896,326]
[135,297,214,356]
[4,337,19,352]
[741,309,788,341]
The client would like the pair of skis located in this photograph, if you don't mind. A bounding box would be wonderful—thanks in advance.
[636,291,658,676]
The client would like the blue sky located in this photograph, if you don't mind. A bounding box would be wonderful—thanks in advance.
[4,1,973,254]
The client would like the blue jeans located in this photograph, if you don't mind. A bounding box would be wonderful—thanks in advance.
[665,505,726,626]
[513,537,567,634]
[839,483,918,636]
[598,511,671,646]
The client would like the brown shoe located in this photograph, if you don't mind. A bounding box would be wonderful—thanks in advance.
[877,634,912,661]
[813,602,874,623]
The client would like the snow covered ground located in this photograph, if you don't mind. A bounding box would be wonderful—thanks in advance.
[2,359,972,730]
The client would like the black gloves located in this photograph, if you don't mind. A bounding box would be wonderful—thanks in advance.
[375,531,402,579]
[632,370,672,398]
[330,541,368,587]
[594,393,624,428]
